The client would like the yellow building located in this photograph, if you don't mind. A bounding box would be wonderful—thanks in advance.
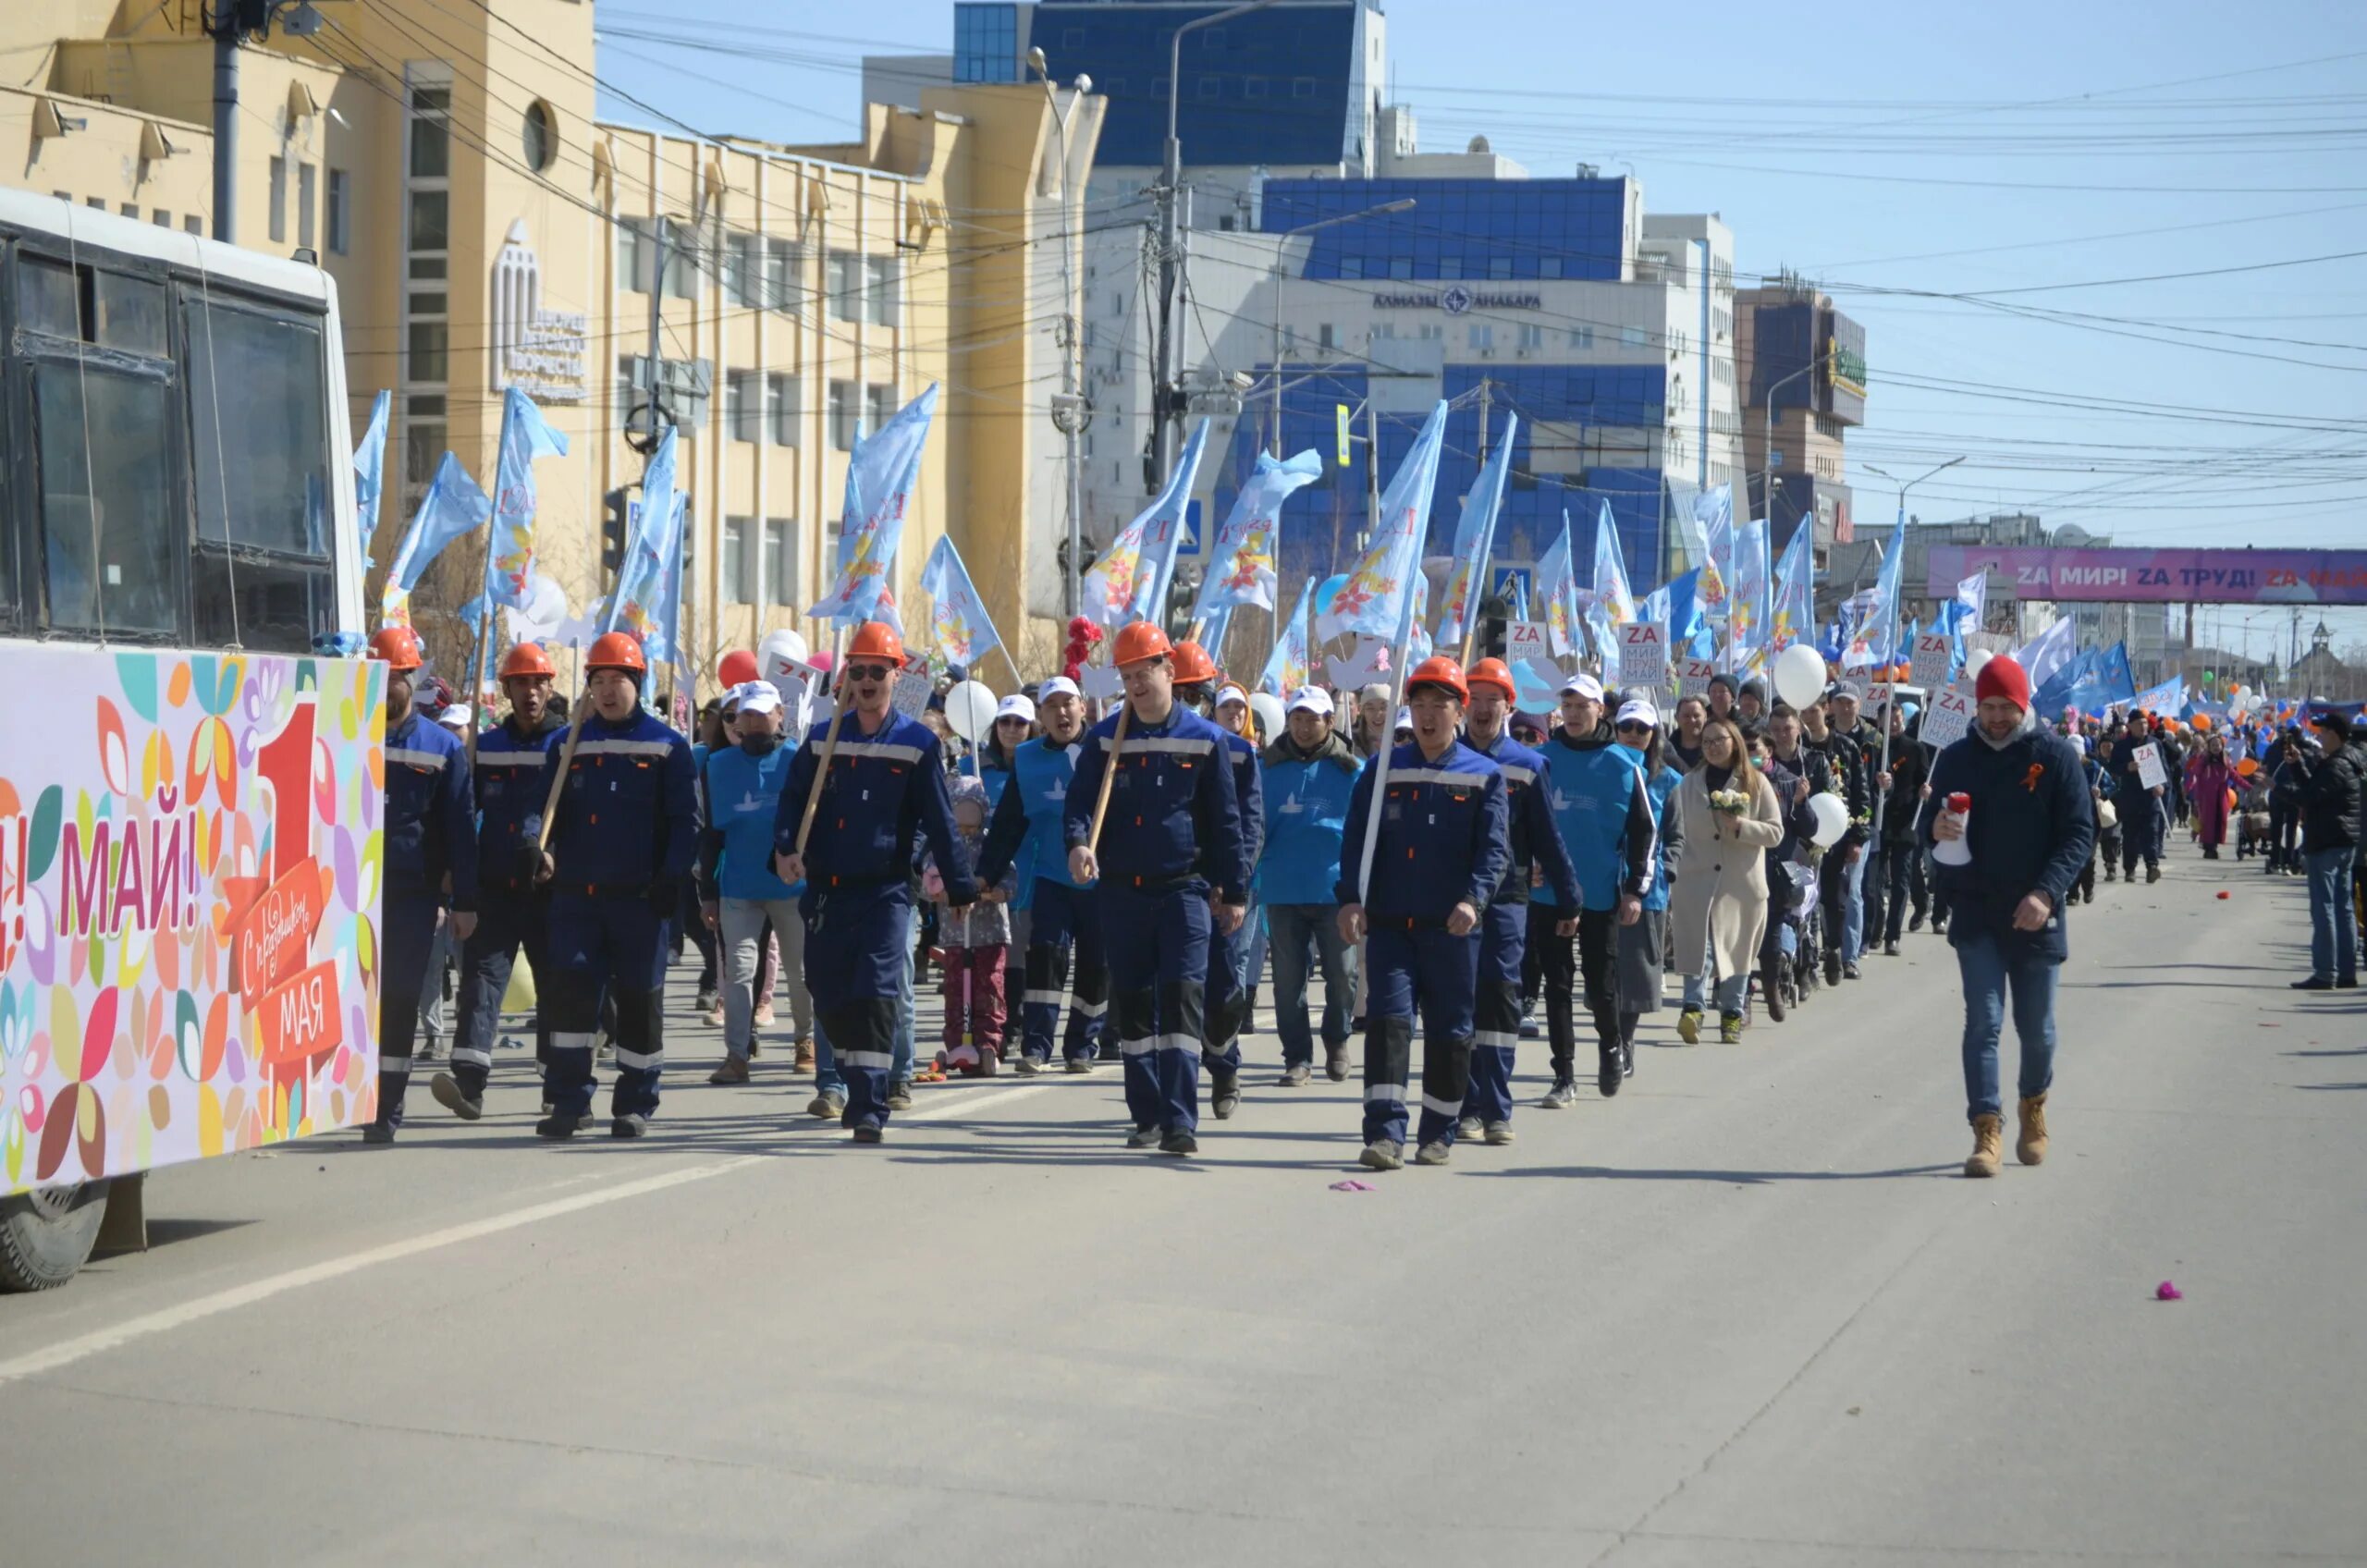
[1,0,1101,693]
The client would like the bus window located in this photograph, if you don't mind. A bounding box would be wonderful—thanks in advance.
[183,294,336,653]
[94,272,166,357]
[34,364,179,636]
[19,255,79,337]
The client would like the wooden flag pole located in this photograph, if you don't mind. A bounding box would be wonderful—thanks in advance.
[1085,699,1132,855]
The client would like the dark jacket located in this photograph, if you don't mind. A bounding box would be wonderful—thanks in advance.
[2294,739,2366,852]
[1879,733,1932,846]
[1805,724,1871,851]
[1919,714,2095,962]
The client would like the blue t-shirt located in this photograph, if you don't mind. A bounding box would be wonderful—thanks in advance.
[705,743,798,900]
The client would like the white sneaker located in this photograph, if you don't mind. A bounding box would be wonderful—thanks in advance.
[1540,1080,1578,1109]
[1484,1121,1515,1145]
[1455,1115,1481,1141]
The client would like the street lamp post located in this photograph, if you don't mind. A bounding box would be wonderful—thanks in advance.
[1863,456,1965,774]
[1153,0,1280,491]
[1028,48,1094,619]
[1264,199,1416,456]
[1759,349,1831,544]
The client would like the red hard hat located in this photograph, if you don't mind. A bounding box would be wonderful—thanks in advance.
[586,631,648,674]
[1111,621,1172,668]
[1170,639,1218,685]
[844,620,909,668]
[369,626,423,672]
[1466,657,1515,700]
[1407,655,1470,703]
[718,649,761,687]
[497,642,557,680]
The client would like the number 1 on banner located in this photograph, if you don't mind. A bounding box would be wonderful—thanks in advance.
[255,698,319,883]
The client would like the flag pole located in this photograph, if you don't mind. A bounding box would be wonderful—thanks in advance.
[791,623,853,858]
[466,518,497,771]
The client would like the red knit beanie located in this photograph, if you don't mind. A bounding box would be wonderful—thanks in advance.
[1976,654,2031,712]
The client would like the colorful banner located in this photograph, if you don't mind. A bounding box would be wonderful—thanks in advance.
[1845,509,1908,670]
[1770,521,1815,655]
[1589,498,1637,629]
[1321,402,1449,643]
[1537,512,1583,659]
[1436,415,1516,651]
[1726,517,1772,670]
[1925,545,2367,606]
[919,534,1005,667]
[2,648,386,1195]
[607,428,683,657]
[1686,484,1731,615]
[811,385,939,624]
[1196,447,1321,622]
[1084,418,1209,630]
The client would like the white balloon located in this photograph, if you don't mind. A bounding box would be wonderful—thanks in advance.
[1965,648,1995,684]
[943,680,1000,744]
[758,627,809,679]
[1808,791,1849,849]
[1773,643,1829,711]
[1247,691,1286,743]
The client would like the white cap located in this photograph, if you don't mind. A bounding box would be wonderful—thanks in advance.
[1037,676,1081,702]
[730,680,783,716]
[1285,686,1334,717]
[1560,671,1605,701]
[1215,682,1249,709]
[438,704,472,729]
[995,693,1037,725]
[1614,697,1660,729]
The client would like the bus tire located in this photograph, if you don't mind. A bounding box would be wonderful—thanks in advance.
[0,1181,112,1292]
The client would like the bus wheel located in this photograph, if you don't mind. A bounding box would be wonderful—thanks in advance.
[0,1181,112,1292]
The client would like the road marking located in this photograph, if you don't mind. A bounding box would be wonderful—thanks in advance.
[0,1156,763,1383]
[900,1082,1055,1121]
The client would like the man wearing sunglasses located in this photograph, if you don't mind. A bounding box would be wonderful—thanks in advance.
[1064,621,1247,1156]
[775,620,975,1144]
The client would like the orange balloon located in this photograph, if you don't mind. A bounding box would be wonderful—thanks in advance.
[2193,714,2214,732]
[2237,756,2259,777]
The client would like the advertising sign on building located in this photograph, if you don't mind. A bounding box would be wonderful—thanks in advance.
[493,220,591,405]
[1,649,386,1196]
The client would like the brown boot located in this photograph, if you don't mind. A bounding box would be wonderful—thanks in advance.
[2016,1095,2049,1166]
[1964,1113,2003,1178]
[706,1056,750,1085]
[793,1040,816,1073]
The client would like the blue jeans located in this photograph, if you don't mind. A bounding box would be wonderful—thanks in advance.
[2305,845,2359,982]
[1955,926,2059,1123]
[1841,846,1868,962]
[1267,903,1356,1064]
[814,901,920,1096]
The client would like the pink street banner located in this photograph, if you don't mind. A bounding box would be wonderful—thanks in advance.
[1,648,385,1195]
[1927,545,2367,606]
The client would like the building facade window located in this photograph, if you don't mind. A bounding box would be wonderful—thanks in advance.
[726,370,761,443]
[400,62,454,498]
[767,518,796,606]
[1468,324,1492,350]
[767,374,799,445]
[866,384,896,431]
[1620,325,1647,349]
[725,232,759,307]
[1318,323,1334,350]
[829,380,858,448]
[722,517,751,604]
[297,163,317,251]
[1518,323,1544,350]
[765,239,801,313]
[521,100,557,172]
[865,255,898,327]
[828,251,862,322]
[267,157,288,244]
[325,169,350,254]
[1568,325,1594,349]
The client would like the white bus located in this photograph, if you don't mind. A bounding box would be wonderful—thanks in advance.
[0,191,372,1289]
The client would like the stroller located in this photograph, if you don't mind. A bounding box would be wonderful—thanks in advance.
[1759,851,1823,1021]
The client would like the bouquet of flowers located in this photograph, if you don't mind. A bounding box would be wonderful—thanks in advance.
[1709,788,1751,817]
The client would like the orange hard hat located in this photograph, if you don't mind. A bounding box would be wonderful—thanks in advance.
[844,620,909,668]
[369,626,423,672]
[586,631,648,675]
[497,642,558,680]
[1407,655,1470,703]
[1170,639,1218,685]
[1466,657,1515,700]
[1111,620,1173,668]
[718,649,761,687]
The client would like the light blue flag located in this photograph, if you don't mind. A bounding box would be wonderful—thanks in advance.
[1084,418,1209,629]
[1257,578,1315,696]
[2012,615,2079,695]
[811,385,939,624]
[1590,498,1637,628]
[353,388,390,568]
[919,534,1006,667]
[1769,521,1816,655]
[1841,510,1907,670]
[1726,517,1772,671]
[1642,568,1704,655]
[1686,483,1733,619]
[1199,601,1235,664]
[380,450,492,626]
[1408,574,1434,665]
[607,425,680,645]
[1537,511,1583,658]
[487,386,570,609]
[642,492,691,667]
[1437,416,1517,649]
[1195,447,1321,622]
[2131,675,2187,717]
[1320,401,1449,643]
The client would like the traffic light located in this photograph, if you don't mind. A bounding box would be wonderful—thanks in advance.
[602,488,631,577]
[1477,589,1513,661]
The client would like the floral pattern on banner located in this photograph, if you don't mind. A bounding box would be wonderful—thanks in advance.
[1,649,385,1195]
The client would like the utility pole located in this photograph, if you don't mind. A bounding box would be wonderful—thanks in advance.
[1153,0,1279,494]
[1029,49,1092,618]
[205,1,325,245]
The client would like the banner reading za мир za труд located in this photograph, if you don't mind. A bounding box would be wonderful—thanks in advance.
[0,648,386,1196]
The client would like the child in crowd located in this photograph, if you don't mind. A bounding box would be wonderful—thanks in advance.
[925,776,1016,1076]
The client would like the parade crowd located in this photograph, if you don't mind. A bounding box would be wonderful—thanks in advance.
[360,618,2367,1177]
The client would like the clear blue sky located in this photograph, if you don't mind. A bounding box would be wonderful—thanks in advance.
[590,0,2367,667]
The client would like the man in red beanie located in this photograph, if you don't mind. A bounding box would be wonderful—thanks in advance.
[1919,655,2095,1178]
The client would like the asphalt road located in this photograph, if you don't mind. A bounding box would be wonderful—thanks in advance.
[4,855,2362,1566]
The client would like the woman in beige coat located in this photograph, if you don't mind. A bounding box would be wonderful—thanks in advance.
[1667,717,1784,1042]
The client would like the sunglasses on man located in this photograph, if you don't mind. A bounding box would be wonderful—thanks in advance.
[843,663,895,683]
